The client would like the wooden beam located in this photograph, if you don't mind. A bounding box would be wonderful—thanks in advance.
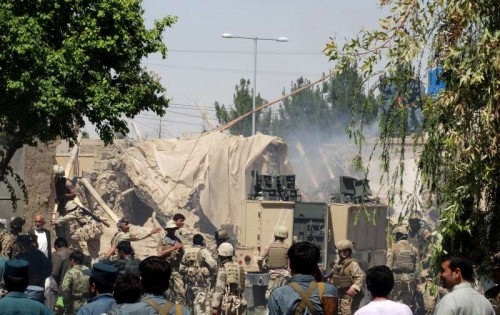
[79,178,120,223]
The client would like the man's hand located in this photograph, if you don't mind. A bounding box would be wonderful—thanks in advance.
[211,307,218,315]
[346,287,357,297]
[173,242,183,250]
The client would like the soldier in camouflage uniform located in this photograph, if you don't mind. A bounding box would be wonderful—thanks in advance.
[386,226,420,313]
[408,214,437,315]
[0,216,25,259]
[102,218,160,260]
[180,234,217,315]
[62,251,90,315]
[486,251,500,314]
[211,243,246,315]
[327,239,365,315]
[158,219,185,305]
[257,226,290,300]
[103,241,141,277]
[53,165,104,264]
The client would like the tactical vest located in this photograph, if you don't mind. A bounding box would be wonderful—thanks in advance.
[330,259,354,289]
[392,242,415,273]
[55,178,68,206]
[266,242,288,269]
[184,246,202,268]
[224,262,246,296]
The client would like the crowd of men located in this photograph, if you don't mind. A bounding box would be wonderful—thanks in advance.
[0,165,499,315]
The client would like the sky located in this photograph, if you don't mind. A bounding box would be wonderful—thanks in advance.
[89,1,387,139]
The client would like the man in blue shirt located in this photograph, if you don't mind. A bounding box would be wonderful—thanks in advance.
[267,241,338,315]
[77,263,118,315]
[0,259,53,315]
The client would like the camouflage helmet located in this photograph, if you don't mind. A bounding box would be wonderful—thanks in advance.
[9,216,25,229]
[392,226,408,235]
[336,239,354,251]
[491,251,500,270]
[215,229,229,242]
[274,226,289,239]
[217,242,234,257]
[53,165,65,176]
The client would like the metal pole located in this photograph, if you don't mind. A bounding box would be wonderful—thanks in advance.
[252,38,257,136]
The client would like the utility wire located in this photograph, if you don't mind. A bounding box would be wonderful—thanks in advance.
[167,49,323,55]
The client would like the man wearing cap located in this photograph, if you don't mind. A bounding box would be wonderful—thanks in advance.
[486,251,500,314]
[62,251,90,315]
[102,218,160,260]
[76,263,118,315]
[158,219,185,305]
[0,259,53,314]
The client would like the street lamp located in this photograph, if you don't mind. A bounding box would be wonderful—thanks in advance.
[222,33,288,136]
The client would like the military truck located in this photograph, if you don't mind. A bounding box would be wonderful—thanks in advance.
[234,175,388,308]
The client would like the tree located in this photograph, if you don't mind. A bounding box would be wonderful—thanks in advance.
[215,78,266,136]
[0,0,176,205]
[324,0,500,267]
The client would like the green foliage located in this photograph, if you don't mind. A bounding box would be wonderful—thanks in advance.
[324,0,500,268]
[0,0,176,206]
[214,78,266,136]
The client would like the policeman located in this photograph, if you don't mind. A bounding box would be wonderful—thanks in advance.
[257,226,290,300]
[211,243,246,315]
[386,226,420,313]
[328,239,365,315]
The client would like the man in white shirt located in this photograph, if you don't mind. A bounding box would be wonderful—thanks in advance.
[434,253,495,315]
[355,265,412,315]
[32,213,51,260]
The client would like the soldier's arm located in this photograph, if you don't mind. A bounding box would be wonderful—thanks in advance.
[62,271,73,310]
[211,268,226,309]
[179,255,188,274]
[257,245,269,271]
[157,242,182,257]
[350,262,365,292]
[386,248,394,269]
[54,210,80,225]
[65,179,77,200]
[201,248,217,271]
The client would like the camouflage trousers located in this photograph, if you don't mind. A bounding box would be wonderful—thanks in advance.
[167,271,186,305]
[420,280,439,315]
[338,290,364,315]
[265,273,289,300]
[69,223,101,266]
[390,278,418,312]
[186,286,210,315]
[220,295,247,315]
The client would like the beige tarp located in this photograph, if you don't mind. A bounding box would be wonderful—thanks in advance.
[120,132,291,231]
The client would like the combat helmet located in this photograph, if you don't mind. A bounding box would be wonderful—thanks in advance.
[392,226,408,235]
[218,242,234,257]
[53,165,65,177]
[274,226,288,239]
[215,229,229,242]
[336,239,354,251]
[9,216,25,229]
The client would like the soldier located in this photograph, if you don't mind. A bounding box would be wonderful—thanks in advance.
[211,243,246,315]
[211,229,229,261]
[180,234,217,315]
[408,212,437,315]
[103,241,142,277]
[257,225,290,300]
[327,239,365,315]
[1,216,25,259]
[102,218,161,260]
[386,226,420,313]
[157,219,185,305]
[485,251,500,314]
[52,165,106,264]
[62,251,90,314]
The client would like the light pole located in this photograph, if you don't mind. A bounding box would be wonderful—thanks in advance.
[222,33,288,136]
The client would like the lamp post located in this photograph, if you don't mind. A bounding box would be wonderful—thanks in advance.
[222,33,288,136]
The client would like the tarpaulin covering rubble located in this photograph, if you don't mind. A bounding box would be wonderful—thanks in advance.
[119,132,292,232]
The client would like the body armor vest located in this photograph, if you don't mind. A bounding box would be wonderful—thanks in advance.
[184,247,202,267]
[330,258,354,289]
[224,262,246,296]
[266,242,288,269]
[392,242,415,273]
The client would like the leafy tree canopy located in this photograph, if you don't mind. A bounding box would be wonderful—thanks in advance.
[324,0,500,267]
[0,0,176,203]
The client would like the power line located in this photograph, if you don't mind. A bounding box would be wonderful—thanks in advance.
[168,49,323,55]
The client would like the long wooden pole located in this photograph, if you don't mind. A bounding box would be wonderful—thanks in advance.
[79,178,120,223]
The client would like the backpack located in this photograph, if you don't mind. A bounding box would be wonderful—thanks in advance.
[287,281,325,315]
[143,298,182,315]
[220,263,247,315]
[183,247,203,285]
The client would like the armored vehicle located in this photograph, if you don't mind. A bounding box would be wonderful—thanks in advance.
[235,174,388,308]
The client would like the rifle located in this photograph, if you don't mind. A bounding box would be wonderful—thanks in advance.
[77,202,110,228]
